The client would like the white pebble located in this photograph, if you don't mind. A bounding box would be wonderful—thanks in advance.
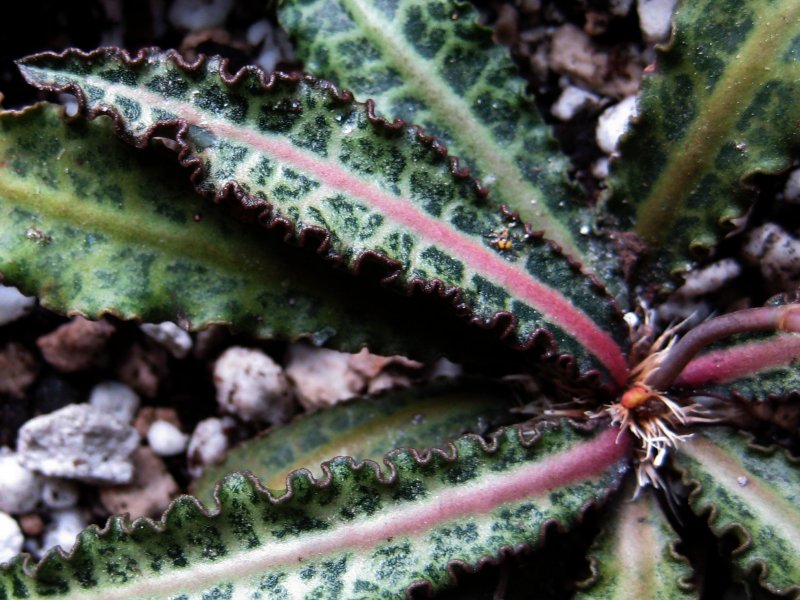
[168,0,234,30]
[743,223,800,293]
[784,168,800,203]
[591,157,610,179]
[0,449,42,514]
[214,347,295,423]
[551,85,601,121]
[147,420,189,457]
[637,0,678,43]
[429,358,463,380]
[41,478,80,509]
[246,19,271,46]
[140,322,192,359]
[58,93,79,118]
[623,312,639,328]
[678,259,741,297]
[187,417,235,479]
[18,404,140,485]
[596,96,638,155]
[257,47,283,74]
[41,508,87,555]
[609,0,634,16]
[0,285,36,327]
[89,381,140,423]
[0,512,23,564]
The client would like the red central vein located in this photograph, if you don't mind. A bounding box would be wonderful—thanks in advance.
[215,121,628,384]
[85,428,629,600]
[296,428,629,558]
[128,428,629,599]
[123,82,627,384]
[676,334,800,387]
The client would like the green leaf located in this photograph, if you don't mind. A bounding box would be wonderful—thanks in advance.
[277,0,610,282]
[609,0,800,274]
[576,485,695,599]
[675,428,800,595]
[0,103,480,358]
[192,379,519,505]
[18,48,630,384]
[0,423,630,599]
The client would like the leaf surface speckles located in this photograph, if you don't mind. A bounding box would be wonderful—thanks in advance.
[18,49,630,384]
[278,0,610,281]
[193,380,519,505]
[610,0,800,275]
[0,103,484,358]
[0,424,630,599]
[577,486,695,599]
[675,428,800,595]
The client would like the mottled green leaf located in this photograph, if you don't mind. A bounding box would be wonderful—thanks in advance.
[193,379,519,505]
[277,0,614,283]
[577,485,695,600]
[675,428,800,595]
[0,423,630,599]
[0,103,481,358]
[610,0,800,275]
[18,49,630,384]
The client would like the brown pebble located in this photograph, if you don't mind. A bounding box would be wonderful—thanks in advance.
[0,342,39,397]
[37,317,116,372]
[18,513,44,536]
[116,340,168,399]
[99,446,179,519]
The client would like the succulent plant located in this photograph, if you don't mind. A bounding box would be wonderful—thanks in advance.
[0,0,798,597]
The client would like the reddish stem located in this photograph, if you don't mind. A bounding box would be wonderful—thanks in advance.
[644,304,800,391]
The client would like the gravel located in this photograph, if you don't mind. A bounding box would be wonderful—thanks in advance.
[213,346,296,424]
[17,404,140,485]
[0,285,35,327]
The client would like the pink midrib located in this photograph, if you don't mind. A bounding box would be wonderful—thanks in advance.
[322,427,630,550]
[109,428,629,599]
[109,77,628,384]
[676,334,800,386]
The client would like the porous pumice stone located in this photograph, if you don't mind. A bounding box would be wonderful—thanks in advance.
[213,346,296,424]
[89,381,140,423]
[41,508,87,555]
[596,96,638,155]
[0,448,43,514]
[743,223,800,293]
[146,420,189,457]
[637,0,678,43]
[40,478,80,509]
[0,512,23,563]
[187,416,236,479]
[285,345,363,409]
[140,322,193,359]
[0,284,35,327]
[17,404,140,485]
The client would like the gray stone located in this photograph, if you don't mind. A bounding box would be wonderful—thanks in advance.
[0,285,35,327]
[18,404,140,485]
[214,347,295,423]
[89,381,140,423]
[0,512,23,563]
[0,448,43,514]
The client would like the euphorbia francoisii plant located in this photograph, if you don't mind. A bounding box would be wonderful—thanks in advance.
[0,0,798,597]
